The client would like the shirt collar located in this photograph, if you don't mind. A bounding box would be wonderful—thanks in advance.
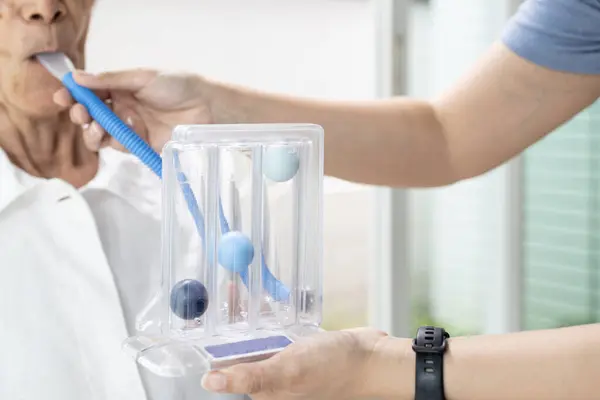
[0,147,161,215]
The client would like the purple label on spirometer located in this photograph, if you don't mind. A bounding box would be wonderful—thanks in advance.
[204,335,292,359]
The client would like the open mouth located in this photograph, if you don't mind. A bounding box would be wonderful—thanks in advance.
[26,48,61,62]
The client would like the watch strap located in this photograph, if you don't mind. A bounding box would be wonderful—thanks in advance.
[412,326,449,400]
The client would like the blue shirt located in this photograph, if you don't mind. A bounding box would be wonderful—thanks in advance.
[502,0,600,74]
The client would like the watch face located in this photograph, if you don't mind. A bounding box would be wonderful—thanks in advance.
[413,327,448,354]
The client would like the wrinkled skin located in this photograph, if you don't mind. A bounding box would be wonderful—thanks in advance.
[200,328,389,400]
[0,0,96,184]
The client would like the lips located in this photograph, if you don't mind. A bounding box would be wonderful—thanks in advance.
[25,46,61,62]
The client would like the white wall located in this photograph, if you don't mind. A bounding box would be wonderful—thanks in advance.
[87,0,378,194]
[86,0,379,329]
[87,0,376,98]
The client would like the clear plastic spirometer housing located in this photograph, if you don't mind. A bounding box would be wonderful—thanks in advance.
[123,124,324,377]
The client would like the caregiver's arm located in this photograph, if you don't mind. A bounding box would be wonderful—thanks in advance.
[203,324,600,399]
[369,323,600,400]
[206,0,600,187]
[63,0,600,188]
[205,41,600,187]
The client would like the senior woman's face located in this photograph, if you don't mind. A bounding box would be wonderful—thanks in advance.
[0,0,94,117]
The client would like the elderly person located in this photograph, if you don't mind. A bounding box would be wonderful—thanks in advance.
[0,1,238,399]
[57,0,600,398]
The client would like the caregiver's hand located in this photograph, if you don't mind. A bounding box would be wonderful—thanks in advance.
[53,70,212,152]
[200,327,398,400]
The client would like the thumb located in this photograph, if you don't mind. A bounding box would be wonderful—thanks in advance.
[201,361,280,394]
[72,69,158,92]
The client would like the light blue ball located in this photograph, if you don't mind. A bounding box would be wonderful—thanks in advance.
[217,231,255,273]
[262,146,300,182]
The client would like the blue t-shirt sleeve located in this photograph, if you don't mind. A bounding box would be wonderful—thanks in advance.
[501,0,600,74]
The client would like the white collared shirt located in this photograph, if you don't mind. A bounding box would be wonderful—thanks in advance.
[0,148,240,400]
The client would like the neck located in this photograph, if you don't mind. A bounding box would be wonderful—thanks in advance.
[0,105,98,188]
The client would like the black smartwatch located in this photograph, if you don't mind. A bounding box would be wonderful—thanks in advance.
[412,326,450,400]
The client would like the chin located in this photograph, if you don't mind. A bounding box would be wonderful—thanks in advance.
[26,100,65,118]
[10,66,66,117]
[12,91,63,118]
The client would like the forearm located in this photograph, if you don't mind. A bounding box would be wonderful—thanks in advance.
[205,42,600,188]
[207,80,455,187]
[368,324,600,400]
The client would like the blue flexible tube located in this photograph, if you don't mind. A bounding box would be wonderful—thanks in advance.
[62,72,289,302]
[63,73,163,177]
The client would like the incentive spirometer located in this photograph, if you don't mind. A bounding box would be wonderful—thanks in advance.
[36,52,324,377]
[124,124,324,376]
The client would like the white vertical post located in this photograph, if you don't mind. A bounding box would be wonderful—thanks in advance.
[505,157,523,332]
[507,0,524,332]
[483,0,524,335]
[369,0,412,338]
[502,0,524,333]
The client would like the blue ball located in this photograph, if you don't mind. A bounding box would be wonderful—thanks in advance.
[217,231,255,273]
[262,146,300,182]
[170,279,209,320]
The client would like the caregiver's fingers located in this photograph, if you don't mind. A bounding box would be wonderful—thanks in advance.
[81,115,145,153]
[82,122,107,151]
[202,359,284,395]
[73,69,158,92]
[53,87,111,108]
[69,103,91,125]
[53,88,72,108]
[82,122,129,153]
